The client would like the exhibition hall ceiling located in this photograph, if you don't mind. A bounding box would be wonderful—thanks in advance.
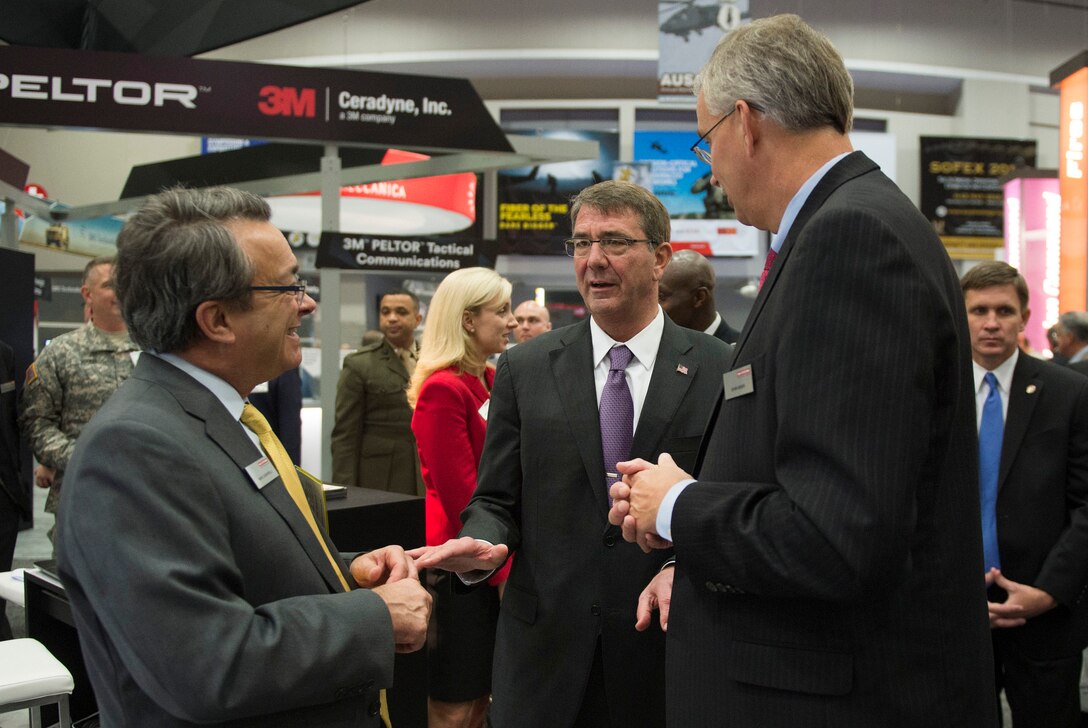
[194,0,1084,109]
[0,0,371,55]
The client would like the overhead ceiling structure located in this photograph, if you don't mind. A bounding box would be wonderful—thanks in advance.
[0,0,373,55]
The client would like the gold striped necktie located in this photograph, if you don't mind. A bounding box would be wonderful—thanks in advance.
[241,403,350,592]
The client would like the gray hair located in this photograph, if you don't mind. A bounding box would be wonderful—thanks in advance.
[570,180,670,248]
[1059,311,1088,344]
[692,14,854,134]
[113,187,270,353]
[81,256,114,286]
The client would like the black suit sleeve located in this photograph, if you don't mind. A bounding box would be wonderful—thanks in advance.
[678,206,954,601]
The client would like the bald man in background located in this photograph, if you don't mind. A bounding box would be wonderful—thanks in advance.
[512,300,552,344]
[657,249,739,344]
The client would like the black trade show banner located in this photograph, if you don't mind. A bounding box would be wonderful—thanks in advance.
[497,130,619,255]
[919,136,1036,259]
[0,46,512,154]
[317,233,498,273]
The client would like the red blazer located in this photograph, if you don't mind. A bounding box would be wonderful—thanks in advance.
[412,366,509,583]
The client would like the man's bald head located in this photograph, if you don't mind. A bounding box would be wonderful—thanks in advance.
[659,249,717,330]
[514,300,552,343]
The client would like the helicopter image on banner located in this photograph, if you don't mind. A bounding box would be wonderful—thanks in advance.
[659,0,744,41]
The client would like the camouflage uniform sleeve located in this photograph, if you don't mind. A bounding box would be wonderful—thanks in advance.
[19,344,77,471]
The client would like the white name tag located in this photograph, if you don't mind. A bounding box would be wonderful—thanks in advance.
[724,365,755,400]
[478,399,490,421]
[0,381,13,394]
[245,456,279,489]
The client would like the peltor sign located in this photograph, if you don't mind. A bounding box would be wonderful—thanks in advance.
[0,46,512,153]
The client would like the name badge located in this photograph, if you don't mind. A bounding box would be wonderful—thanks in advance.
[478,399,490,421]
[0,381,13,394]
[724,365,755,400]
[245,456,279,489]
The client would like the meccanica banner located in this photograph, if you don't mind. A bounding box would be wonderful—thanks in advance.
[0,46,511,154]
[919,136,1036,259]
[317,233,498,273]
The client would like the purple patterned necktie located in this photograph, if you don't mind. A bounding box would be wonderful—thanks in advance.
[600,345,634,498]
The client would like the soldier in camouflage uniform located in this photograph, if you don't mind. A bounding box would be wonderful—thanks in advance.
[19,256,138,547]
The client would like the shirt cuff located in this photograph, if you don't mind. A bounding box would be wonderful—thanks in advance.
[456,539,497,585]
[656,479,695,542]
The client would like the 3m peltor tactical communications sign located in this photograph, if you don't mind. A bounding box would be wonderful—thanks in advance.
[0,46,512,154]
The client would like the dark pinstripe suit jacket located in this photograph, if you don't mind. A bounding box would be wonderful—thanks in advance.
[667,152,996,727]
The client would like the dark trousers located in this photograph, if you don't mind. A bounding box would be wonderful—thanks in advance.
[0,499,19,640]
[993,630,1083,728]
[572,639,611,728]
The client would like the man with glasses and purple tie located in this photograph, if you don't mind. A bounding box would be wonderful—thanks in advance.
[412,180,729,728]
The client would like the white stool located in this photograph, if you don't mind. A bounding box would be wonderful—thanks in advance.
[0,638,74,728]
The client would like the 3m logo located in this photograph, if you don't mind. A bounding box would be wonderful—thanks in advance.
[258,85,316,117]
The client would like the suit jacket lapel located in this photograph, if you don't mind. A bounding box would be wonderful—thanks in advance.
[999,357,1040,491]
[632,318,698,458]
[144,355,347,593]
[379,340,409,381]
[731,151,880,366]
[549,320,610,516]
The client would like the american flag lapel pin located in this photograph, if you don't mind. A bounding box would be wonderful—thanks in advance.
[676,363,689,375]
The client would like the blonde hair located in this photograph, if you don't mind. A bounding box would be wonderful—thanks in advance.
[407,267,513,407]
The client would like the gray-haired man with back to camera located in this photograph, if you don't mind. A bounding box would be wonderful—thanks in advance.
[56,186,430,728]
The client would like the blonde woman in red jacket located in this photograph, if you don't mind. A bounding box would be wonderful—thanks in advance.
[408,267,516,728]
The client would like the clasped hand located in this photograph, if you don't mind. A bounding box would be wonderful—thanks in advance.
[350,545,432,653]
[607,453,688,553]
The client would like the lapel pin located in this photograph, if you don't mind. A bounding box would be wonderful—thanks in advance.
[676,364,689,375]
[1026,384,1036,394]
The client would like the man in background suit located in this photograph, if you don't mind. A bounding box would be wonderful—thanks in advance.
[0,338,28,641]
[1056,311,1088,367]
[512,300,552,344]
[56,187,430,727]
[332,290,423,495]
[414,180,730,727]
[961,261,1088,727]
[609,15,995,727]
[658,248,739,344]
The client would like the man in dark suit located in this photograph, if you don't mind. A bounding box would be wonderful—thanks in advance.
[414,180,731,727]
[56,187,431,727]
[0,338,29,641]
[331,290,423,495]
[608,15,995,727]
[658,248,739,344]
[961,261,1088,727]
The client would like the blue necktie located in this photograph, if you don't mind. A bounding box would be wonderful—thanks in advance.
[978,372,1003,573]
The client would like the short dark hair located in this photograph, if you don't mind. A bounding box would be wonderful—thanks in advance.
[569,180,670,248]
[114,187,270,353]
[380,289,420,312]
[960,261,1029,312]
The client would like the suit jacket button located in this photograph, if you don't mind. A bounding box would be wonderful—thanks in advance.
[591,603,601,616]
[603,535,616,547]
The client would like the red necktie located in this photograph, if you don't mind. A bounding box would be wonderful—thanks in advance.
[758,248,778,289]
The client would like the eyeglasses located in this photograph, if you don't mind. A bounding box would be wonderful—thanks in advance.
[690,101,763,165]
[564,238,655,258]
[250,275,307,305]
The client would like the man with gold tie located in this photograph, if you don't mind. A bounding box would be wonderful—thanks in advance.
[55,186,431,728]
